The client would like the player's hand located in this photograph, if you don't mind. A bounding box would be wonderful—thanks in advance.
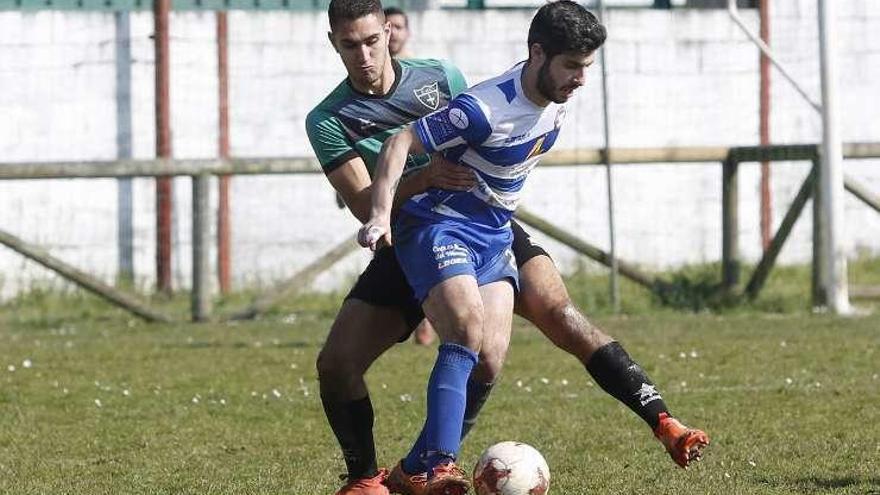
[358,217,392,251]
[424,155,476,191]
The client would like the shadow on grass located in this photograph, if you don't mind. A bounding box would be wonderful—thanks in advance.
[758,474,880,493]
[798,475,880,491]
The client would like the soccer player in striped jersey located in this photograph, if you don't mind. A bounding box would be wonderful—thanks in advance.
[312,1,708,494]
[359,2,707,494]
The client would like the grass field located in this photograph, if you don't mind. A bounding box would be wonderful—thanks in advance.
[1,262,879,494]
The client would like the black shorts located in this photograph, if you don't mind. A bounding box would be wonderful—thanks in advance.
[344,218,550,336]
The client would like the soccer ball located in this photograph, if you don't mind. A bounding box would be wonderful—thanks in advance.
[472,441,550,495]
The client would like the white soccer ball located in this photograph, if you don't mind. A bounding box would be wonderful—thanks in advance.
[473,441,550,495]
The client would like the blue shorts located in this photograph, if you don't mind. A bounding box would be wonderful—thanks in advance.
[393,213,519,302]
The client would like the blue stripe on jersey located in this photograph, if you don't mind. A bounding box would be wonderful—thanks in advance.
[497,79,516,103]
[403,189,513,227]
[474,168,527,193]
[542,125,561,149]
[444,193,515,225]
[472,128,560,167]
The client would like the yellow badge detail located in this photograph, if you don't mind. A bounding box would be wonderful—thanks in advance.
[527,136,546,159]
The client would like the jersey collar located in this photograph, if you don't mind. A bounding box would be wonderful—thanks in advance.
[347,58,403,100]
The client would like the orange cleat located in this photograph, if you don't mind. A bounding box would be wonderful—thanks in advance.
[335,468,391,495]
[654,412,710,468]
[386,461,428,495]
[425,462,470,495]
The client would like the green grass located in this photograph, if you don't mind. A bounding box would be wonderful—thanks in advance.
[0,261,878,494]
[565,254,880,315]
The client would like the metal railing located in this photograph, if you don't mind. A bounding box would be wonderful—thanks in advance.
[1,142,878,322]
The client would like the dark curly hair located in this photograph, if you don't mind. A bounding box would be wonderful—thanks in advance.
[527,1,606,59]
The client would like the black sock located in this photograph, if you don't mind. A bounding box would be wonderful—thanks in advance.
[320,395,378,479]
[586,342,669,430]
[460,380,494,440]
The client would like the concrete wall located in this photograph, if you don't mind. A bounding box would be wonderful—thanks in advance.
[0,3,878,297]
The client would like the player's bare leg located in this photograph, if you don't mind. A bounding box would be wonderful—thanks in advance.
[394,277,513,495]
[318,299,410,401]
[418,275,484,495]
[389,281,512,495]
[412,320,436,346]
[459,291,512,437]
[515,255,709,468]
[514,255,612,362]
[317,299,411,494]
[470,289,512,386]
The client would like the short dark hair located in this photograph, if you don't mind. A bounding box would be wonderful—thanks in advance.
[383,6,408,26]
[328,0,384,31]
[527,0,606,59]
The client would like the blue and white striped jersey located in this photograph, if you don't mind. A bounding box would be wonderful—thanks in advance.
[405,61,567,228]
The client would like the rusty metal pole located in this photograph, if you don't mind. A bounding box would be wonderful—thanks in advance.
[154,0,173,293]
[759,0,772,251]
[217,11,232,294]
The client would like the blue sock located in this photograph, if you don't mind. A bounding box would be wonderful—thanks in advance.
[403,376,493,474]
[402,343,477,475]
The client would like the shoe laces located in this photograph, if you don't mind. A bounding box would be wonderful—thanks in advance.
[406,471,429,484]
[432,462,466,479]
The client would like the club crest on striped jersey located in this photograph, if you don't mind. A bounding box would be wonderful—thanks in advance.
[414,81,440,110]
[449,108,469,129]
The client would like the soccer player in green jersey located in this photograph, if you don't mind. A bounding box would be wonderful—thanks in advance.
[307,2,708,494]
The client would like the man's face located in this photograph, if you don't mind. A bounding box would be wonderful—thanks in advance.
[386,13,410,57]
[329,13,391,89]
[535,50,596,104]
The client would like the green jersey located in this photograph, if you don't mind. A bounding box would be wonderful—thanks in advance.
[306,58,468,177]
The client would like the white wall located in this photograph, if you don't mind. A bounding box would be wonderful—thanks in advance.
[0,3,878,297]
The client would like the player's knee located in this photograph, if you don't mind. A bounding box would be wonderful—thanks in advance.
[526,298,576,334]
[315,347,335,380]
[443,303,484,350]
[476,348,506,383]
[517,281,565,323]
[547,301,579,330]
[316,346,361,385]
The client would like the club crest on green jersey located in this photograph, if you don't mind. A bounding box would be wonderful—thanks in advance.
[414,81,440,110]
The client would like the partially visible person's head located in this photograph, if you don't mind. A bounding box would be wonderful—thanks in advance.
[527,0,606,103]
[383,6,410,58]
[327,0,391,89]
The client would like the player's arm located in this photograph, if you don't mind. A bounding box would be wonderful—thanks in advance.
[307,109,397,224]
[358,126,424,249]
[328,154,473,224]
[306,109,374,216]
[394,155,475,205]
[325,157,373,224]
